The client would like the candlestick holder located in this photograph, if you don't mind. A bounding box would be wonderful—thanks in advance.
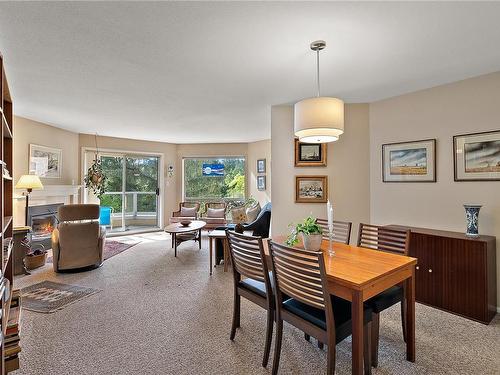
[328,229,335,256]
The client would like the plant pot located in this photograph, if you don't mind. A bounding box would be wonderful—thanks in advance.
[24,253,47,270]
[302,233,323,251]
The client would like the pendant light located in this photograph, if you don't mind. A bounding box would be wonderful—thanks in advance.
[294,40,344,143]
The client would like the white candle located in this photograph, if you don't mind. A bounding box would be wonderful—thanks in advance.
[327,200,333,232]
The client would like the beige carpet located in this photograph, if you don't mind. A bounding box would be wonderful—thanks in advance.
[15,232,500,375]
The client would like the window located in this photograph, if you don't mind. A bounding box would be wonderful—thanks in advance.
[183,157,245,201]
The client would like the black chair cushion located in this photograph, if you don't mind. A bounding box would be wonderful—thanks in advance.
[239,277,267,298]
[283,296,372,344]
[366,285,403,313]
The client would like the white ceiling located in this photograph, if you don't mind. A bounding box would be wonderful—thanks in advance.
[1,2,500,144]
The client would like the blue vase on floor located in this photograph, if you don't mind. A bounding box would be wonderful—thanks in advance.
[464,204,482,238]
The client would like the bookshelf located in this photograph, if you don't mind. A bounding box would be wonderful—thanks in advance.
[1,51,19,374]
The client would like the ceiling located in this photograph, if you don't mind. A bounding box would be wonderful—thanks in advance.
[1,2,500,144]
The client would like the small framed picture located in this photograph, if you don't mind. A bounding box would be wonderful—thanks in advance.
[295,175,328,203]
[257,175,266,191]
[454,130,500,181]
[257,159,266,173]
[29,144,63,178]
[382,139,436,182]
[295,139,327,167]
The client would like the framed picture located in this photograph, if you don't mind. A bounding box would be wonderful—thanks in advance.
[295,139,327,167]
[29,144,62,178]
[382,139,436,182]
[257,159,266,173]
[454,130,500,181]
[295,175,328,203]
[257,175,266,191]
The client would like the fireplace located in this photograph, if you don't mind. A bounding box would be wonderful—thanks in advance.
[27,203,64,250]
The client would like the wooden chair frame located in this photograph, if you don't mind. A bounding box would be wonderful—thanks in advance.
[269,240,372,375]
[357,223,410,367]
[226,230,274,368]
[316,218,352,245]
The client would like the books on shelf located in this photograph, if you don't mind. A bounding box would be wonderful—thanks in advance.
[4,289,21,372]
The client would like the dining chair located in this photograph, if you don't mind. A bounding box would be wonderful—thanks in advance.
[357,223,410,367]
[226,230,274,368]
[304,218,353,349]
[268,240,373,375]
[316,218,352,244]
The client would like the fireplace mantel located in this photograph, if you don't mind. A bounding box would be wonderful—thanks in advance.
[13,185,82,226]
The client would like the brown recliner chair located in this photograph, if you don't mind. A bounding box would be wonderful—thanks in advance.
[51,204,106,272]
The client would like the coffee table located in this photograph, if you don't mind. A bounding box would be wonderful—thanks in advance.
[164,220,206,257]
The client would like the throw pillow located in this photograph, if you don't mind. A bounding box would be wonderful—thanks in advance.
[207,208,225,218]
[246,203,261,223]
[231,207,247,224]
[180,206,197,217]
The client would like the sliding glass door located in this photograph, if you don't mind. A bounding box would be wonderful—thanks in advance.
[98,153,160,232]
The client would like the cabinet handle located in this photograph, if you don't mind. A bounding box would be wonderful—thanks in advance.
[416,266,419,270]
[428,269,433,273]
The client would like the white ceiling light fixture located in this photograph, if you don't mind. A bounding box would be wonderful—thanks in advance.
[294,40,344,143]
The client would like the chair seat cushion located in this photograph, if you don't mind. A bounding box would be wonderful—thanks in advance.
[239,277,268,298]
[365,286,403,313]
[283,296,372,344]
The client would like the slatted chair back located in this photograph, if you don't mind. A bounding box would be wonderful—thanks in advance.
[357,223,410,255]
[268,240,327,310]
[226,230,269,284]
[316,218,352,245]
[180,202,200,211]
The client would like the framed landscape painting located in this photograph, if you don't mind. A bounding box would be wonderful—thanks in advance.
[294,139,327,167]
[29,144,62,178]
[295,175,328,203]
[382,139,436,182]
[454,130,500,181]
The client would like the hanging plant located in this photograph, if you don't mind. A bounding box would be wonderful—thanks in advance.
[84,134,107,198]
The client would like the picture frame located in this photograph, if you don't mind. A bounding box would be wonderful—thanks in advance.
[257,175,266,191]
[294,139,327,167]
[295,175,328,203]
[453,130,500,181]
[257,158,266,173]
[29,144,63,179]
[382,139,436,182]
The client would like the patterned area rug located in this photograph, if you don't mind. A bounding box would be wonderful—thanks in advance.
[47,240,138,263]
[21,281,101,314]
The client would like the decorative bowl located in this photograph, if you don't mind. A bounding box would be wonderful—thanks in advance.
[180,220,192,227]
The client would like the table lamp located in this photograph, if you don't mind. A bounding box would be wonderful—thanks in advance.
[15,174,44,226]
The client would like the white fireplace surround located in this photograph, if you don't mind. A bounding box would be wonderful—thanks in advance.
[14,185,81,226]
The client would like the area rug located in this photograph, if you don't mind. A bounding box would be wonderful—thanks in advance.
[46,240,139,263]
[21,281,101,314]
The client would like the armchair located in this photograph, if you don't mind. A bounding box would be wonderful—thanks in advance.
[170,202,200,223]
[51,204,106,272]
[201,202,227,230]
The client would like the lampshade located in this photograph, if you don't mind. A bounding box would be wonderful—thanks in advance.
[15,174,44,190]
[294,97,344,143]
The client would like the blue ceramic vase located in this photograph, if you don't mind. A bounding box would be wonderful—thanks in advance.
[464,204,482,238]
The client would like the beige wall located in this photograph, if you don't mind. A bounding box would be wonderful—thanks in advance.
[78,134,178,227]
[13,116,79,186]
[271,104,371,242]
[247,139,271,205]
[369,71,500,307]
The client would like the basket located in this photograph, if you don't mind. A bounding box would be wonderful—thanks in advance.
[24,252,47,270]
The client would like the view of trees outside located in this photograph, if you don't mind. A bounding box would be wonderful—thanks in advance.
[99,155,159,214]
[184,157,245,201]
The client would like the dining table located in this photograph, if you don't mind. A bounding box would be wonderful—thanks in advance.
[267,237,417,375]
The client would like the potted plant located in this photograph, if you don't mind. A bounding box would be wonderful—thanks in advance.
[286,216,323,251]
[24,244,47,270]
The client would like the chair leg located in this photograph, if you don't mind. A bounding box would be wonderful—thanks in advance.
[198,229,202,250]
[318,341,324,350]
[262,307,274,368]
[304,333,310,342]
[327,340,336,375]
[230,293,240,341]
[401,300,407,343]
[271,318,283,375]
[371,313,380,368]
[364,321,372,375]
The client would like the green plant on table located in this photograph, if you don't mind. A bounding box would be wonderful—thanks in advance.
[286,216,322,246]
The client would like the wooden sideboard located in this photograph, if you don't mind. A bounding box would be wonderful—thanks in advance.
[391,225,497,324]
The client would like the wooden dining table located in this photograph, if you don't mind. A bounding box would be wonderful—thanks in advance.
[266,237,417,375]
